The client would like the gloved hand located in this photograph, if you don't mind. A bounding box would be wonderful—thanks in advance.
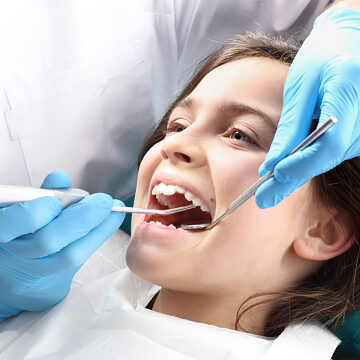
[255,6,360,208]
[0,171,125,321]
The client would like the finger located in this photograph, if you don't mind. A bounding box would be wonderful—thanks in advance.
[41,170,72,190]
[2,194,115,258]
[259,58,359,198]
[24,208,125,277]
[0,300,22,321]
[274,91,354,184]
[0,255,79,311]
[255,174,308,209]
[16,268,79,311]
[0,197,62,243]
[316,59,359,147]
[255,98,348,209]
[273,129,343,188]
[258,62,319,176]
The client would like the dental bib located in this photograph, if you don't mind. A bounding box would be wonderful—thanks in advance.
[0,231,340,360]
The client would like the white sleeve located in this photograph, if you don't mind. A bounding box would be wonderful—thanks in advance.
[173,0,262,90]
[172,0,331,92]
[270,0,332,35]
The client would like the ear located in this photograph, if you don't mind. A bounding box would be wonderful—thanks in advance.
[293,210,355,261]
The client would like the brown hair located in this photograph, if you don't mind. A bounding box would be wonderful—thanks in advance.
[138,33,360,336]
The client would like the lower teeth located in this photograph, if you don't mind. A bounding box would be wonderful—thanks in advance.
[148,220,185,231]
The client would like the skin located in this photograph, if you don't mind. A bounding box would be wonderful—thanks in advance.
[331,0,360,11]
[126,57,353,335]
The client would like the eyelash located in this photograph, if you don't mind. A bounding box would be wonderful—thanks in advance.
[166,121,185,134]
[226,127,257,145]
[166,120,258,146]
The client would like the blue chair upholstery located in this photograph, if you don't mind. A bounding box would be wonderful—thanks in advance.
[334,310,360,356]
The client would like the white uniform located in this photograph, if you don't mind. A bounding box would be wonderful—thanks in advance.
[0,231,340,359]
[0,0,330,200]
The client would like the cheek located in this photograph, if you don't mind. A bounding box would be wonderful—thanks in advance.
[206,148,309,270]
[211,146,265,206]
[131,143,163,233]
[202,149,268,260]
[201,191,311,290]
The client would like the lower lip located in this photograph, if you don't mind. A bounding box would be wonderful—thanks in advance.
[133,215,196,240]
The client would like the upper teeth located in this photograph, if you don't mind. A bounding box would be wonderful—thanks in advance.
[152,183,209,213]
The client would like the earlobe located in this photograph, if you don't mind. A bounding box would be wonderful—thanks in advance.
[293,212,355,261]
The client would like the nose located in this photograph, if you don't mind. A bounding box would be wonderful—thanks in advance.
[160,131,206,167]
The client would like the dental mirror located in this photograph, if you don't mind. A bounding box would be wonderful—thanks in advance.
[181,116,337,231]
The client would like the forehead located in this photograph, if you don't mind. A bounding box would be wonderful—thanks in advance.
[189,57,289,121]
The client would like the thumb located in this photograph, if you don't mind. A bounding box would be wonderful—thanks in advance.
[255,173,308,209]
[41,171,72,190]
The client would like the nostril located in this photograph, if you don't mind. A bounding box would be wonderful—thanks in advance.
[174,152,191,163]
[160,149,169,160]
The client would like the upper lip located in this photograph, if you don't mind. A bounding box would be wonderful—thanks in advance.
[149,172,214,217]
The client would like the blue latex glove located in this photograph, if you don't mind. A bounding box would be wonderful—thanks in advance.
[255,6,360,208]
[0,171,125,321]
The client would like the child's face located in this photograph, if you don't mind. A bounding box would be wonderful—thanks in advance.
[127,57,314,296]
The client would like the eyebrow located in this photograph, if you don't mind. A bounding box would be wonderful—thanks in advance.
[174,97,278,132]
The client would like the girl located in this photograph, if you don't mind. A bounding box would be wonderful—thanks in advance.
[1,33,358,359]
[128,32,360,355]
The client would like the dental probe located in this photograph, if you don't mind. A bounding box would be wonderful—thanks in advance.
[181,116,338,231]
[0,185,196,215]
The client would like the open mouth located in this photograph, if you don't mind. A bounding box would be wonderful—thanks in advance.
[144,183,212,230]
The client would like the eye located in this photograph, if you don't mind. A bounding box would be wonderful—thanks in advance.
[167,120,186,134]
[227,127,257,146]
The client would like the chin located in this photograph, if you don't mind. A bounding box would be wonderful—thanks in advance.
[126,236,167,282]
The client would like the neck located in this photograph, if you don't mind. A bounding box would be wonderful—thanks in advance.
[152,288,271,335]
